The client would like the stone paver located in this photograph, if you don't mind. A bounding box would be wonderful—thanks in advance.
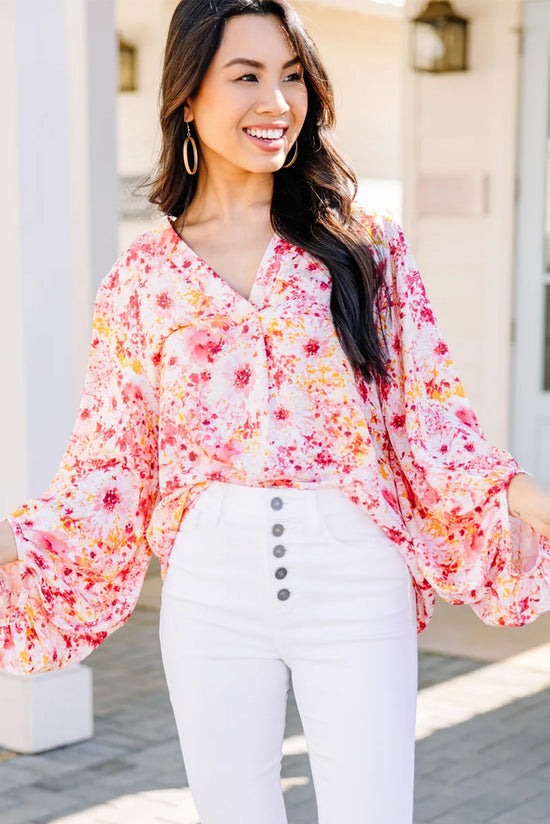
[2,573,550,823]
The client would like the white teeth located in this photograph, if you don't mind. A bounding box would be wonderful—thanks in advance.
[246,128,284,140]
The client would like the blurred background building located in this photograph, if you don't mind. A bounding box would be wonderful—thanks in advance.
[2,0,550,679]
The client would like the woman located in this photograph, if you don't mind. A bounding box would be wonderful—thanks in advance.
[1,1,550,822]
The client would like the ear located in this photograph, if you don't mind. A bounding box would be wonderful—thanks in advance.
[183,102,195,124]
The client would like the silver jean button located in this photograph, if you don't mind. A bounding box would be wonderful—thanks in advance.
[273,544,286,557]
[270,496,283,511]
[272,523,284,537]
[277,589,290,601]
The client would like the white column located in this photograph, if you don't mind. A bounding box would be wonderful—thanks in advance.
[0,0,117,753]
[68,0,119,406]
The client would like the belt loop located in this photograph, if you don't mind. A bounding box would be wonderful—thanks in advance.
[207,481,228,529]
[310,486,327,533]
[186,481,225,529]
[311,485,347,531]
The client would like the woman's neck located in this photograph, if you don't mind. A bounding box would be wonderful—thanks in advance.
[183,162,274,229]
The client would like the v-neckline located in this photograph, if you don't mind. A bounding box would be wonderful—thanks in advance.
[166,216,279,306]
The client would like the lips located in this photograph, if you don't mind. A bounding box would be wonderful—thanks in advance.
[243,126,288,153]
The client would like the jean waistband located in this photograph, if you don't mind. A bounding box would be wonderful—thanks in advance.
[182,480,355,533]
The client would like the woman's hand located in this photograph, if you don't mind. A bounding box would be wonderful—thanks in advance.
[507,472,550,539]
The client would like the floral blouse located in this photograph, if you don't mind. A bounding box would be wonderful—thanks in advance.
[2,202,549,675]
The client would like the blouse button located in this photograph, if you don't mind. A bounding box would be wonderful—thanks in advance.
[277,589,290,601]
[270,496,283,511]
[273,544,286,557]
[275,567,287,580]
[272,523,284,537]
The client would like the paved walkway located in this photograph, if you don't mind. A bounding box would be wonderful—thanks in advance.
[2,572,550,824]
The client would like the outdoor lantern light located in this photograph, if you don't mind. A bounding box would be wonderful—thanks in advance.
[119,35,138,92]
[411,1,469,74]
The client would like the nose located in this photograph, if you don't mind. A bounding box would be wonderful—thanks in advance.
[255,85,291,117]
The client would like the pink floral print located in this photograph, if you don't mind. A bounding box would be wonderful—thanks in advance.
[1,202,549,675]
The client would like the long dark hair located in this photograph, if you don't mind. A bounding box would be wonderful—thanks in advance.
[144,0,390,385]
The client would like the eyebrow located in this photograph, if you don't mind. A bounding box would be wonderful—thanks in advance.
[223,57,302,70]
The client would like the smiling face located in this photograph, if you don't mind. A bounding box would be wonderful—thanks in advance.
[184,13,309,176]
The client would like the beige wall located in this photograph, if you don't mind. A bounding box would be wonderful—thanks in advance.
[115,0,171,177]
[403,0,522,450]
[293,0,404,181]
[401,0,550,660]
[115,0,172,249]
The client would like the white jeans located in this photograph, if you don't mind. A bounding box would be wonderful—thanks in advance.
[159,481,418,824]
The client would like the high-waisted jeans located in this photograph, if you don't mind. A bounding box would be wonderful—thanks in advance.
[158,481,418,824]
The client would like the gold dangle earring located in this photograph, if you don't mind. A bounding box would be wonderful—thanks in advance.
[282,141,298,169]
[183,122,199,176]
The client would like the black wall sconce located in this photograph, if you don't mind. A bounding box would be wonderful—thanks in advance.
[119,35,138,92]
[410,1,470,74]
